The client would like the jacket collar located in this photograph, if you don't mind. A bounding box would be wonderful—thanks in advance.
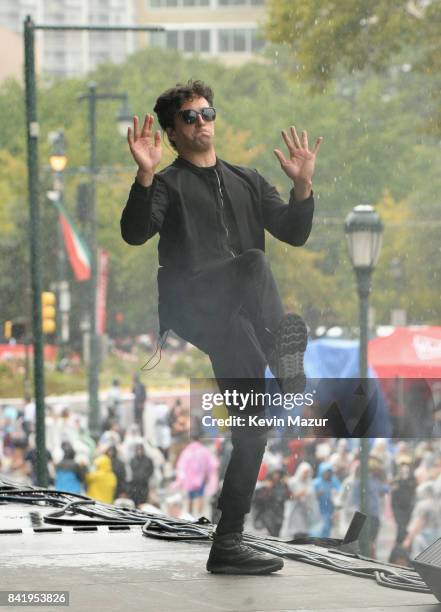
[173,155,222,175]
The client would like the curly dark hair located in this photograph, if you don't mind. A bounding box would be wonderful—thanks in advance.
[153,79,214,149]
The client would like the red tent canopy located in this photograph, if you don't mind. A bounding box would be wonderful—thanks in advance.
[369,326,441,378]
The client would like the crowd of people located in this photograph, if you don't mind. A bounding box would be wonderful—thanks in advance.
[252,436,441,565]
[0,375,220,521]
[1,379,441,566]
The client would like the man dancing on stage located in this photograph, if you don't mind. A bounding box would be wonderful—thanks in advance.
[120,80,322,574]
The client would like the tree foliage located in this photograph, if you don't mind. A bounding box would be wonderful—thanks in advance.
[265,0,440,82]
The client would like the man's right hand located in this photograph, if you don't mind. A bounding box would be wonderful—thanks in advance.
[127,114,162,187]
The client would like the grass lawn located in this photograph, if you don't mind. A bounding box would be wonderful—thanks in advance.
[0,348,196,400]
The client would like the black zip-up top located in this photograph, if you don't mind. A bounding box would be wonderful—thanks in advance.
[120,155,314,335]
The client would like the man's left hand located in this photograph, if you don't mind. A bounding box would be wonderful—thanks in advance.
[274,126,323,200]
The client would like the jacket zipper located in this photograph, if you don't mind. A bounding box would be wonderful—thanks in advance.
[214,169,236,257]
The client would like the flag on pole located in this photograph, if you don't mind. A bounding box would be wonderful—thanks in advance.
[53,201,91,281]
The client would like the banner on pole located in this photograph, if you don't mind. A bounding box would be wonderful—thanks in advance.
[54,201,91,281]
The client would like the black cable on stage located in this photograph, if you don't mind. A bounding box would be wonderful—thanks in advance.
[0,479,431,595]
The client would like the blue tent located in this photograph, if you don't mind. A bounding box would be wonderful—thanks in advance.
[265,338,392,438]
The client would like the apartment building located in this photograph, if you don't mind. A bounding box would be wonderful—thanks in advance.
[0,0,267,80]
[0,27,24,82]
[0,0,135,78]
[135,0,267,65]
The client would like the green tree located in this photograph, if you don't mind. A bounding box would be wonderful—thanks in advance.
[265,0,440,84]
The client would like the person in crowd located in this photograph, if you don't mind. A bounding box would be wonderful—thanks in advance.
[168,400,190,467]
[24,434,54,486]
[388,544,411,567]
[1,406,24,456]
[282,438,305,476]
[98,421,122,451]
[281,461,322,539]
[414,450,436,485]
[329,439,354,482]
[4,438,30,485]
[129,443,154,507]
[22,394,36,438]
[164,492,195,521]
[54,442,87,494]
[370,438,394,482]
[391,458,417,544]
[313,461,341,538]
[393,441,412,474]
[402,480,441,557]
[107,379,122,422]
[85,453,117,504]
[132,374,147,435]
[253,468,290,537]
[107,445,128,499]
[153,403,172,460]
[101,407,117,434]
[174,431,219,515]
[351,457,390,558]
[335,459,359,538]
[55,407,77,450]
[120,423,145,463]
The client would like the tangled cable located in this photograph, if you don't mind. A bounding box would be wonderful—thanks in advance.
[0,479,164,526]
[141,514,430,594]
[0,479,431,594]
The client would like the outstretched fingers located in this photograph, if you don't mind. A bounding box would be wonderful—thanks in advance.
[312,136,324,155]
[141,114,153,138]
[133,115,140,140]
[301,130,309,150]
[281,130,296,154]
[127,124,134,149]
[274,148,287,165]
[290,126,302,148]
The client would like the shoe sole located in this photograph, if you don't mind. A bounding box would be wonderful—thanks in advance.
[206,560,284,575]
[274,313,307,394]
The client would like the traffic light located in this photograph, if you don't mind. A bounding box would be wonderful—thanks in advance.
[41,291,56,335]
[4,320,12,339]
[3,320,26,341]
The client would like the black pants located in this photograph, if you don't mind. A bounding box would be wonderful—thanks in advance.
[170,249,286,516]
[134,404,144,436]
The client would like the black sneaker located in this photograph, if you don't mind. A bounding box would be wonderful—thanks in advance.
[206,532,284,575]
[269,313,307,394]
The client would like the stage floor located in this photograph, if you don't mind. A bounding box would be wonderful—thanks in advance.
[0,507,440,612]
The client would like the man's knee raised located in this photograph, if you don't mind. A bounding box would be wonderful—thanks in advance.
[241,248,268,273]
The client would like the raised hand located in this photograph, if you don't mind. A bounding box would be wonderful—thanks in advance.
[127,114,162,183]
[274,126,323,191]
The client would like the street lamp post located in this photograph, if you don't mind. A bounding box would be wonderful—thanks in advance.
[345,204,383,556]
[23,16,162,485]
[48,130,69,365]
[79,82,132,439]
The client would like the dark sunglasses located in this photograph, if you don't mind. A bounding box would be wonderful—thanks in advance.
[178,107,216,124]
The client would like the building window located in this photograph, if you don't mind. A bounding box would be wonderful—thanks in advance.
[166,31,178,49]
[218,28,264,53]
[93,52,111,63]
[218,0,264,5]
[151,29,211,53]
[150,0,209,6]
[183,30,196,52]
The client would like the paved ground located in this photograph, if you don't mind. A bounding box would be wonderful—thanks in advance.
[1,521,441,612]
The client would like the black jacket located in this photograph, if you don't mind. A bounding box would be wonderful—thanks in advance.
[120,156,314,337]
